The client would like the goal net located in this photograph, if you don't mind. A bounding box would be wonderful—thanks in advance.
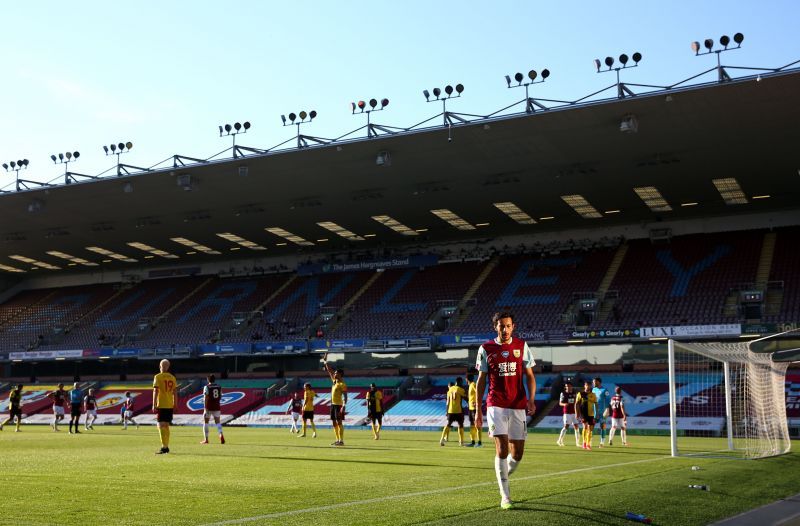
[668,338,791,459]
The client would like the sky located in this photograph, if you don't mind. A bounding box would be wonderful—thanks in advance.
[0,1,797,191]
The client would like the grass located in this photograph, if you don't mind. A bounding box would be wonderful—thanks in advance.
[1,424,798,526]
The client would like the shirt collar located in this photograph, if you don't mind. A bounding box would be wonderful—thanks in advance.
[494,336,514,345]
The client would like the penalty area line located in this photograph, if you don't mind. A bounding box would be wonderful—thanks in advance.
[200,455,670,525]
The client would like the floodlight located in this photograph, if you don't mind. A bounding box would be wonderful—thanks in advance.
[632,52,642,63]
[433,87,441,98]
[289,113,296,122]
[733,32,744,45]
[9,162,15,168]
[219,125,224,134]
[704,38,714,51]
[118,142,124,150]
[65,152,72,160]
[51,155,57,162]
[358,100,366,110]
[234,122,242,131]
[505,75,512,87]
[381,98,389,108]
[594,59,602,72]
[225,124,232,132]
[619,53,629,65]
[691,41,701,54]
[369,98,377,109]
[299,111,307,120]
[110,144,116,152]
[23,160,29,166]
[541,69,550,79]
[455,84,464,94]
[528,70,537,81]
[243,122,250,130]
[514,73,523,84]
[1,164,6,169]
[720,35,730,48]
[604,56,614,68]
[423,89,430,100]
[445,85,453,95]
[103,145,109,154]
[350,102,356,113]
[59,153,65,160]
[74,152,80,158]
[281,115,287,124]
[309,111,317,119]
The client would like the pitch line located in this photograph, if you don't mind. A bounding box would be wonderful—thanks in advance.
[200,455,670,525]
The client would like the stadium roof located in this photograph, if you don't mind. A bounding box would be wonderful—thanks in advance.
[1,69,799,274]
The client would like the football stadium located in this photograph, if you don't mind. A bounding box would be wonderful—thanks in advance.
[2,5,800,526]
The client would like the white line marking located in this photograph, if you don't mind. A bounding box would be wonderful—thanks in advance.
[200,455,670,525]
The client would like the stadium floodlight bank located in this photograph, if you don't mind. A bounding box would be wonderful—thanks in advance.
[667,333,797,460]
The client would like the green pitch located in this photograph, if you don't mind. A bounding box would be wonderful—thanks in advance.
[2,426,798,526]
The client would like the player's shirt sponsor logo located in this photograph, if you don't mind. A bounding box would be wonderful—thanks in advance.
[186,391,245,411]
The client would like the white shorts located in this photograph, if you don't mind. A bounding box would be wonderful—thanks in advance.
[86,410,97,417]
[487,406,527,441]
[124,410,133,419]
[53,406,64,416]
[204,410,221,420]
[563,413,579,426]
[291,412,301,421]
[611,417,626,429]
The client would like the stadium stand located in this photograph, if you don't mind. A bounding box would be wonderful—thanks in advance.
[768,227,800,322]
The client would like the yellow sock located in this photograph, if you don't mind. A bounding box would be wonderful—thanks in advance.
[587,429,593,446]
[458,427,464,444]
[339,426,344,442]
[582,427,588,444]
[311,422,316,433]
[441,426,449,441]
[164,426,170,447]
[376,423,381,434]
[301,421,307,435]
[477,428,482,442]
[470,426,477,442]
[158,426,166,447]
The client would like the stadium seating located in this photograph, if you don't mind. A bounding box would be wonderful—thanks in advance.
[605,232,762,327]
[768,227,800,322]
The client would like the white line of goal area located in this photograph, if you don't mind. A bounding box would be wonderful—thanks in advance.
[201,456,671,526]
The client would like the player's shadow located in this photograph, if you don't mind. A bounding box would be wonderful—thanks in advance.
[511,501,658,525]
[186,451,489,470]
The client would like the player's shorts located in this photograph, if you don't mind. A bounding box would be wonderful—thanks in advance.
[583,416,596,427]
[446,412,465,427]
[86,409,97,417]
[368,411,383,424]
[53,405,65,416]
[70,403,82,417]
[157,408,173,423]
[611,417,626,429]
[290,411,301,421]
[467,409,477,425]
[302,410,314,420]
[330,404,344,422]
[487,406,527,440]
[124,410,133,419]
[563,413,579,426]
[204,410,221,420]
[9,406,21,418]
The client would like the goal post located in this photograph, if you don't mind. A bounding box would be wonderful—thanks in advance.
[668,338,792,459]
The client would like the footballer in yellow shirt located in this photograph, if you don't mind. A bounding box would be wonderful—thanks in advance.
[299,383,317,438]
[575,381,598,450]
[440,377,467,446]
[152,359,178,454]
[466,373,483,447]
[323,356,348,446]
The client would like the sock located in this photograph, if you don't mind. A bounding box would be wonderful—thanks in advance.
[376,423,381,435]
[470,426,477,443]
[575,428,580,445]
[216,423,223,435]
[441,426,449,442]
[587,428,593,446]
[494,456,510,501]
[158,426,166,448]
[582,427,588,445]
[164,426,170,447]
[600,426,606,444]
[311,422,316,433]
[458,427,464,444]
[608,428,616,443]
[334,425,341,442]
[301,421,307,435]
[202,423,209,440]
[477,428,482,443]
[507,457,520,476]
[123,419,127,430]
[371,423,377,437]
[558,427,567,442]
[339,426,344,442]
[622,429,627,443]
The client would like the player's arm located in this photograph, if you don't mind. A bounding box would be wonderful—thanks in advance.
[621,400,627,420]
[523,343,537,415]
[475,372,487,427]
[322,353,335,381]
[575,392,584,421]
[152,385,159,412]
